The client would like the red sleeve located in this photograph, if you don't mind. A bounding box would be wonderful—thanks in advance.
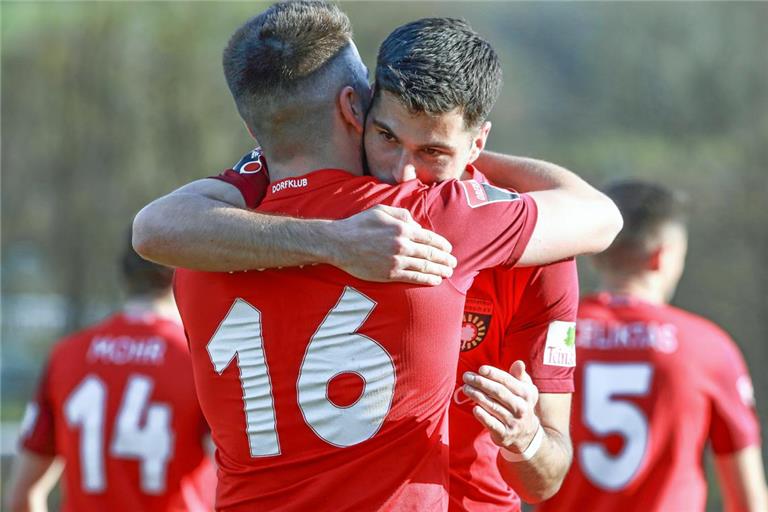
[707,332,761,454]
[425,179,537,291]
[507,260,579,393]
[19,361,56,456]
[211,169,269,210]
[209,148,270,209]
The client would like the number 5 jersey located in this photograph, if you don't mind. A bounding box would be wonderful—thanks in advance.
[20,310,215,512]
[539,293,761,512]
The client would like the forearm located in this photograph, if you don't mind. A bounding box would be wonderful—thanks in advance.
[475,151,588,194]
[133,192,338,271]
[497,425,573,503]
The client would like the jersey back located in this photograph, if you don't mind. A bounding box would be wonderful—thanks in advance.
[174,169,537,511]
[539,293,761,512]
[21,312,213,512]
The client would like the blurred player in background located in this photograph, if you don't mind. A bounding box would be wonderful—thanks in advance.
[135,11,599,510]
[539,180,768,511]
[5,233,214,512]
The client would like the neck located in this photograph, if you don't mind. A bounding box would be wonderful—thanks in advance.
[268,151,363,182]
[124,293,180,322]
[600,273,668,305]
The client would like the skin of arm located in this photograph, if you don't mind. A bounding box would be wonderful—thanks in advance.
[5,451,63,512]
[132,178,457,285]
[462,362,573,503]
[474,151,623,266]
[715,445,768,512]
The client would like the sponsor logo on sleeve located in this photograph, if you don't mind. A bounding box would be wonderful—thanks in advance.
[233,147,264,174]
[460,180,520,208]
[543,321,577,367]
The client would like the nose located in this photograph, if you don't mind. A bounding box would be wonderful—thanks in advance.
[393,151,418,183]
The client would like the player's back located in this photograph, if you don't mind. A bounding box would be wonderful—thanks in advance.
[23,311,211,512]
[540,293,760,512]
[174,169,536,511]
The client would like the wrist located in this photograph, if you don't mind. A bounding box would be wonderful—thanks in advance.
[500,421,545,463]
[312,219,344,267]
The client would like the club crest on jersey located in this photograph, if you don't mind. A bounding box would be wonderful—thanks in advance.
[461,297,493,351]
[543,321,577,367]
[233,147,265,174]
[460,180,520,208]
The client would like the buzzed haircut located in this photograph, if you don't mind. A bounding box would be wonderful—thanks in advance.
[594,180,689,272]
[374,17,502,129]
[122,231,174,297]
[222,1,366,151]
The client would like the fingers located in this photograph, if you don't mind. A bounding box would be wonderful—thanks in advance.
[373,205,454,256]
[463,383,519,424]
[388,270,443,286]
[464,367,534,412]
[372,204,418,226]
[472,405,507,440]
[406,225,454,256]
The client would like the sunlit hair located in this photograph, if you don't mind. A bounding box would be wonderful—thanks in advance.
[374,17,502,129]
[222,1,368,155]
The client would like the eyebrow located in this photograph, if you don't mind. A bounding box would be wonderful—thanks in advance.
[370,118,455,151]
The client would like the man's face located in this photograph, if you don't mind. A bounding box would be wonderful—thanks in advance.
[364,90,488,185]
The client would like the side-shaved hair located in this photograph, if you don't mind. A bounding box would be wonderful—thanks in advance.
[593,180,689,274]
[223,1,368,156]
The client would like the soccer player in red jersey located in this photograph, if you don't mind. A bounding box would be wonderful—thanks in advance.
[5,236,214,512]
[137,3,621,510]
[539,181,768,512]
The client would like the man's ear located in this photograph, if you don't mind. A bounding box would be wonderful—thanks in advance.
[468,121,492,163]
[338,85,365,134]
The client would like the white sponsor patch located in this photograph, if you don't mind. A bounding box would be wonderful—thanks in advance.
[543,321,576,367]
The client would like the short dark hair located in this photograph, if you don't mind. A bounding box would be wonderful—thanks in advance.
[121,231,173,297]
[374,17,502,129]
[223,1,362,144]
[594,180,689,272]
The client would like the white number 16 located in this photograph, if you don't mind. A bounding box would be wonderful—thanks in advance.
[207,286,396,456]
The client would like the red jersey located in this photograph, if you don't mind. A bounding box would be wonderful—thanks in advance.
[176,167,537,511]
[539,293,761,512]
[20,311,214,512]
[449,260,578,512]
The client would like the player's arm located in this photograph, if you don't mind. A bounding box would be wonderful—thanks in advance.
[463,364,573,502]
[474,151,622,265]
[132,178,456,285]
[715,446,768,512]
[5,450,63,512]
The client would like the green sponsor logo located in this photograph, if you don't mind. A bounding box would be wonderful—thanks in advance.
[564,325,576,347]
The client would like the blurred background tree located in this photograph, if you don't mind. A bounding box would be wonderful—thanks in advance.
[2,2,766,509]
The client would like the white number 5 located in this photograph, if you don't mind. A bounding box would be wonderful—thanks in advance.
[580,362,653,491]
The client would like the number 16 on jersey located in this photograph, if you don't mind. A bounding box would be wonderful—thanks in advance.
[207,286,397,456]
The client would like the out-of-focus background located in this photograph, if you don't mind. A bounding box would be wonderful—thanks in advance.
[2,2,766,508]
